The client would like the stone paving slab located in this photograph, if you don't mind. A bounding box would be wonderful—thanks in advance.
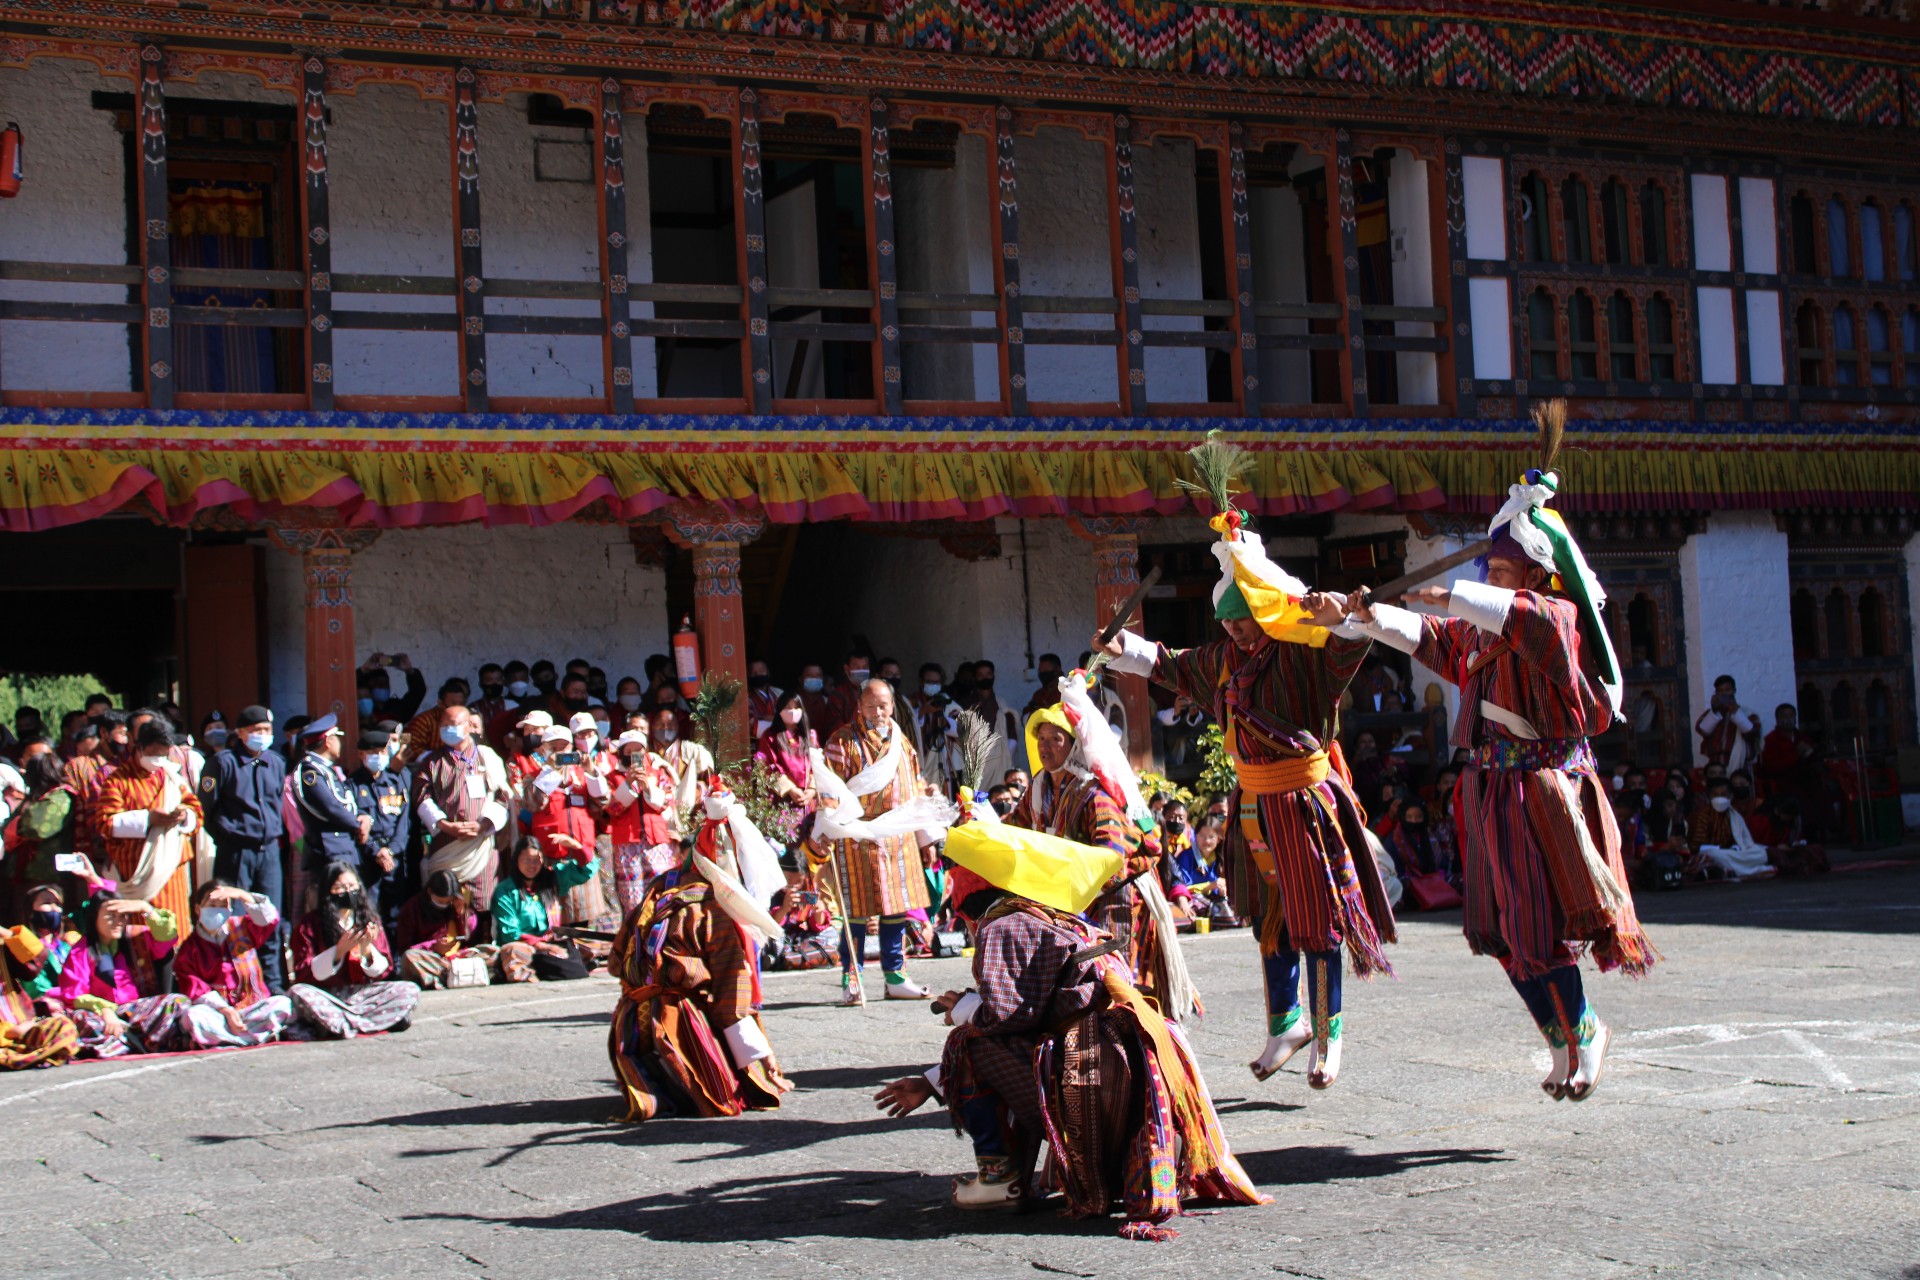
[1,865,1916,1279]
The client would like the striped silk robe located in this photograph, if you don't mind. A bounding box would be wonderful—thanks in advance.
[1399,588,1655,978]
[1124,631,1395,974]
[820,720,932,919]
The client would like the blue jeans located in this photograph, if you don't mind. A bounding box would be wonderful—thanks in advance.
[213,840,286,993]
[845,914,910,976]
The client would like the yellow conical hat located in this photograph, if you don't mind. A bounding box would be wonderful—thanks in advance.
[943,821,1122,916]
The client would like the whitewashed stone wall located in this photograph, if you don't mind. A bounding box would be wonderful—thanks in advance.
[1679,511,1797,761]
[264,524,669,716]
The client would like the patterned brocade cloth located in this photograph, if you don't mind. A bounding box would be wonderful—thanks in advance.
[820,722,932,919]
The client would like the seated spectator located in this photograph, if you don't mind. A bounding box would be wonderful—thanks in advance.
[984,784,1017,819]
[288,860,419,1038]
[52,895,195,1056]
[0,919,78,1070]
[1157,800,1194,873]
[1689,779,1772,881]
[1169,818,1234,923]
[1371,781,1406,838]
[392,870,490,989]
[491,836,595,984]
[1759,796,1829,877]
[11,751,79,915]
[1644,793,1693,873]
[18,883,76,1002]
[175,880,295,1048]
[1390,801,1456,887]
[1002,770,1029,804]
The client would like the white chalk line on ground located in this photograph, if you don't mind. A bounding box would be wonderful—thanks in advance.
[0,1057,205,1108]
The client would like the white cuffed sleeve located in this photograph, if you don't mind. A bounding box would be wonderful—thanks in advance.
[584,774,609,800]
[109,810,151,841]
[924,1064,945,1098]
[1108,629,1158,677]
[722,1016,774,1067]
[307,945,340,982]
[1448,579,1515,636]
[612,781,637,808]
[360,946,390,978]
[417,795,446,828]
[178,809,198,836]
[244,895,279,928]
[1352,601,1424,655]
[949,991,982,1027]
[479,800,509,833]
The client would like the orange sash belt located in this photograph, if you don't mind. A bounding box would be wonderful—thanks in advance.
[1233,750,1331,796]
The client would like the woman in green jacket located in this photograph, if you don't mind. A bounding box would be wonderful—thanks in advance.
[491,835,597,983]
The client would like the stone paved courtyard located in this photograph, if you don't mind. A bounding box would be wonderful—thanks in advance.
[5,864,1917,1280]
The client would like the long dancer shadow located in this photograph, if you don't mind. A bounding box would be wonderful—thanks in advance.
[1236,1145,1511,1186]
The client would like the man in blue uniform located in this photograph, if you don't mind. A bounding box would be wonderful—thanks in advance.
[295,714,371,897]
[201,705,290,991]
[349,727,412,924]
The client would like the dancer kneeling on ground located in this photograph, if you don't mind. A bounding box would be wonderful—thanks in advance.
[392,870,493,989]
[52,893,196,1056]
[608,782,792,1121]
[873,820,1265,1240]
[287,860,419,1038]
[491,835,596,983]
[174,879,295,1047]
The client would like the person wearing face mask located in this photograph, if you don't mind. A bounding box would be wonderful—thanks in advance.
[174,880,295,1047]
[606,729,676,913]
[466,662,512,738]
[798,662,831,733]
[201,706,289,992]
[15,883,76,1004]
[1687,778,1772,880]
[294,716,374,906]
[348,729,411,927]
[526,715,613,931]
[616,674,649,718]
[197,712,230,755]
[745,660,782,740]
[287,861,418,1037]
[94,721,204,926]
[404,678,470,761]
[587,666,612,705]
[906,664,962,797]
[391,869,486,989]
[414,706,514,917]
[819,648,875,741]
[959,659,1021,781]
[1019,654,1067,720]
[68,710,132,869]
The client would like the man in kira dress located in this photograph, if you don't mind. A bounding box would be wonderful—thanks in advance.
[403,678,471,762]
[1343,487,1656,1103]
[412,705,514,915]
[94,720,205,924]
[1010,705,1181,1018]
[1094,522,1393,1093]
[820,679,939,1006]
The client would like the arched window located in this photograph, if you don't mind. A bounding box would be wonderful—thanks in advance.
[1521,173,1552,262]
[1646,295,1677,381]
[1826,197,1853,277]
[1639,181,1669,266]
[1797,302,1826,387]
[1833,305,1860,386]
[1600,179,1630,266]
[1790,192,1819,274]
[1562,176,1594,264]
[1628,593,1659,666]
[1867,307,1894,387]
[1607,292,1639,381]
[1568,291,1599,378]
[1897,203,1918,283]
[1859,588,1887,659]
[1825,587,1853,658]
[1790,588,1819,659]
[1903,308,1919,388]
[1861,201,1887,282]
[1528,289,1560,379]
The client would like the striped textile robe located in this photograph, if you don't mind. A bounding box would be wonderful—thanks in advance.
[94,767,204,922]
[1412,589,1655,978]
[820,720,932,919]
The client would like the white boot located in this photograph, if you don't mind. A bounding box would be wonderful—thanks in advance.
[837,972,866,1008]
[1541,1042,1571,1100]
[952,1156,1022,1211]
[1250,1014,1312,1081]
[1565,1021,1611,1102]
[884,972,931,999]
[1308,1017,1342,1090]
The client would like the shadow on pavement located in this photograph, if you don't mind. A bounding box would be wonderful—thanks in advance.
[1235,1145,1510,1186]
[1628,863,1920,934]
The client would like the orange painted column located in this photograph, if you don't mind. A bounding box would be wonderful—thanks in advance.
[1074,516,1155,770]
[268,525,380,742]
[667,506,764,764]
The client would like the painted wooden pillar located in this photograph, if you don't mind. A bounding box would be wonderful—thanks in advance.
[136,44,174,411]
[1223,122,1258,417]
[1111,113,1148,415]
[1074,516,1155,768]
[866,97,904,416]
[993,106,1028,415]
[1442,138,1476,419]
[266,525,380,742]
[1329,127,1367,417]
[738,89,773,414]
[665,506,767,760]
[300,56,335,411]
[453,65,488,412]
[597,78,636,415]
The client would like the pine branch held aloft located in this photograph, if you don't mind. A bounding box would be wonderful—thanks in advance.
[1175,429,1253,518]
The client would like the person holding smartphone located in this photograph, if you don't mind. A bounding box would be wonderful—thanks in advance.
[287,861,418,1038]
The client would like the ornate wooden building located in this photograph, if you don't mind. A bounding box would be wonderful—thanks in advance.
[0,0,1917,760]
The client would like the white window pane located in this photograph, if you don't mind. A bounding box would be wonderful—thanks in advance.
[1462,156,1506,261]
[1738,177,1778,274]
[1745,290,1784,385]
[1691,174,1731,272]
[1697,285,1738,384]
[1468,276,1513,379]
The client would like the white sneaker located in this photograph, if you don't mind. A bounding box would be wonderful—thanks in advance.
[883,973,931,999]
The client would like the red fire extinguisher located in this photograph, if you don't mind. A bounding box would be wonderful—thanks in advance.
[0,124,21,199]
[673,615,701,699]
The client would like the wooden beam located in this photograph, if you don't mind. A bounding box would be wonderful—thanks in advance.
[1224,121,1258,416]
[137,44,174,410]
[1112,112,1147,415]
[300,56,335,411]
[992,107,1028,415]
[738,88,773,413]
[452,65,488,412]
[597,78,635,415]
[1330,127,1367,417]
[866,96,903,416]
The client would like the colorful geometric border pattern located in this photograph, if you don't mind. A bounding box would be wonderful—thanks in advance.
[2,408,1915,533]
